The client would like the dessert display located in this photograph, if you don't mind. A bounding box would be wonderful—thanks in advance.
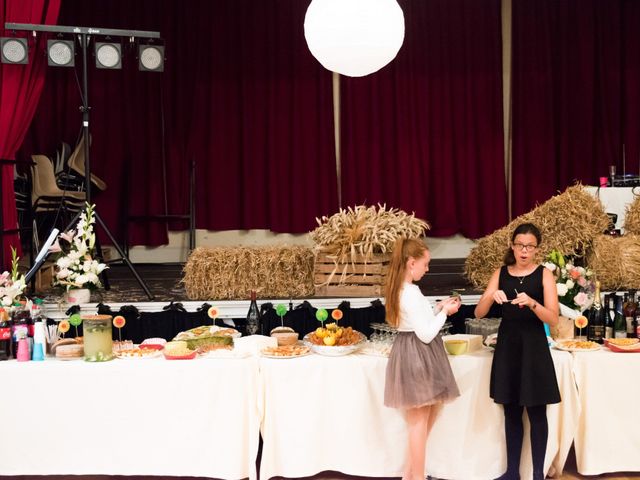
[303,323,365,356]
[52,338,84,360]
[261,344,310,358]
[113,340,134,353]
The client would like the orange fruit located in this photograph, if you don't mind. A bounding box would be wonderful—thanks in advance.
[323,335,336,346]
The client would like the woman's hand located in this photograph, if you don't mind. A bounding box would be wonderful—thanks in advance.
[511,292,536,310]
[492,290,509,304]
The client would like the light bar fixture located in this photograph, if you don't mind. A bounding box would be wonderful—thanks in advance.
[47,38,75,67]
[138,44,164,72]
[95,41,122,69]
[1,37,28,64]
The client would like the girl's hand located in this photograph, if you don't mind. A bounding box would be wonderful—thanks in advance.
[492,290,508,304]
[441,296,461,316]
[512,292,535,309]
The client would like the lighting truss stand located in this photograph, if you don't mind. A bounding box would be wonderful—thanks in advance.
[7,22,161,300]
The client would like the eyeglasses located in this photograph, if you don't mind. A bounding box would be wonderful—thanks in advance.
[513,243,538,251]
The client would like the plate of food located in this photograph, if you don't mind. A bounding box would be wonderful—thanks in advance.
[553,339,601,352]
[604,338,640,353]
[163,341,197,360]
[115,347,163,359]
[260,344,311,359]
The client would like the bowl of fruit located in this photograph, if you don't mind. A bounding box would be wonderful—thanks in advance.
[303,323,365,356]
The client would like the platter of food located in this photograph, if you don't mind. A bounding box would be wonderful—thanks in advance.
[553,339,600,352]
[604,338,640,353]
[115,347,163,359]
[260,344,311,359]
[303,325,365,356]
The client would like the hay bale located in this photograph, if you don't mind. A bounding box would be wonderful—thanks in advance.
[182,246,315,300]
[624,195,640,235]
[587,234,640,290]
[465,185,609,288]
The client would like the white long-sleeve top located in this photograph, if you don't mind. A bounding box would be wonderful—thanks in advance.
[396,283,448,344]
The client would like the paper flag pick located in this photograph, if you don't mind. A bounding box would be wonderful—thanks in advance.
[331,309,343,321]
[275,304,288,317]
[207,306,219,319]
[69,313,82,327]
[58,320,70,335]
[316,308,328,323]
[113,315,126,329]
[575,315,588,329]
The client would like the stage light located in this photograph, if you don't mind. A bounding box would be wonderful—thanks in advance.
[138,44,164,72]
[95,41,122,69]
[1,37,28,64]
[47,38,75,67]
[304,0,405,77]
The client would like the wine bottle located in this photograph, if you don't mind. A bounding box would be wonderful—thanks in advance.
[614,295,627,338]
[246,290,262,335]
[587,281,605,344]
[624,290,637,338]
[605,294,614,339]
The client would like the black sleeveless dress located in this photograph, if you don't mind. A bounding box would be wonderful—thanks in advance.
[490,265,561,406]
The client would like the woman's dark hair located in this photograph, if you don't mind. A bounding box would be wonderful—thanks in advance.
[503,223,542,265]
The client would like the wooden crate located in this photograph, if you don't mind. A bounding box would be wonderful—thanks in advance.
[314,253,390,297]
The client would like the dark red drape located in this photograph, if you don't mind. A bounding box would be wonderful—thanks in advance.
[511,0,640,217]
[0,0,60,268]
[340,0,507,239]
[20,0,337,246]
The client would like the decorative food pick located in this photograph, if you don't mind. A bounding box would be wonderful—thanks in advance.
[58,320,70,337]
[331,308,343,323]
[275,304,288,327]
[113,315,126,342]
[316,308,328,325]
[207,306,220,325]
[69,313,83,338]
[575,315,588,338]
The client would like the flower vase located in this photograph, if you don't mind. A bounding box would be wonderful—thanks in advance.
[65,288,91,305]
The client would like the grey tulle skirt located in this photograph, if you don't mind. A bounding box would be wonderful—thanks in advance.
[384,332,460,409]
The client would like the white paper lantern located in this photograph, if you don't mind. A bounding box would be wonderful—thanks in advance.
[304,0,405,77]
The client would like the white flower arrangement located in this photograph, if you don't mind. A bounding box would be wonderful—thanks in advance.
[50,203,107,291]
[543,250,595,314]
[0,247,26,306]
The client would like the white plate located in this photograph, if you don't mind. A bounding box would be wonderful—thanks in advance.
[302,332,366,356]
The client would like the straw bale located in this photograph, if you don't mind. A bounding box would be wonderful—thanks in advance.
[465,185,609,288]
[623,195,640,235]
[310,204,429,264]
[183,246,315,300]
[587,234,640,290]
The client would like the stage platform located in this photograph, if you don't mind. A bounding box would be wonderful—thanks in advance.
[36,259,482,318]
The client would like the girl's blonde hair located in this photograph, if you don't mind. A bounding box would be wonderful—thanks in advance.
[385,237,428,327]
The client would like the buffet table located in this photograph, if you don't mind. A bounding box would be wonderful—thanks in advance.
[573,349,640,475]
[0,357,261,480]
[258,349,579,480]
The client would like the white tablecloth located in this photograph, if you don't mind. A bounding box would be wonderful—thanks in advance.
[573,349,640,475]
[0,357,261,479]
[258,349,578,480]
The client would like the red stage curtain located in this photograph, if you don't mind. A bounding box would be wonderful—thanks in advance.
[511,0,640,217]
[340,0,507,238]
[0,0,60,268]
[20,0,337,245]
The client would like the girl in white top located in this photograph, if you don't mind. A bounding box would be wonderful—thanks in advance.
[384,237,461,480]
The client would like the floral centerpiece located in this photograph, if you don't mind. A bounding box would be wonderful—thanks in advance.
[543,250,595,318]
[51,203,107,295]
[0,247,26,307]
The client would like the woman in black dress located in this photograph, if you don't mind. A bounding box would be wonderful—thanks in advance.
[475,223,560,480]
